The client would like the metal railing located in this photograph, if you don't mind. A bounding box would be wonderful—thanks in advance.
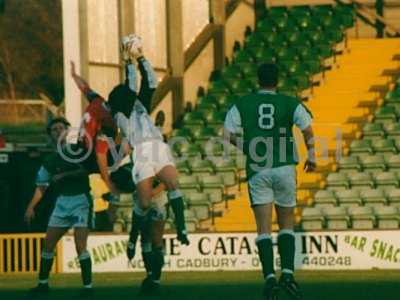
[0,233,62,274]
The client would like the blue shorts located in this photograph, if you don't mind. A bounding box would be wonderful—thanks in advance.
[48,193,94,228]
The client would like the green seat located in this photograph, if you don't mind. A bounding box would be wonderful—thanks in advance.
[183,210,198,232]
[348,206,375,229]
[205,111,226,126]
[384,90,400,105]
[362,123,385,138]
[336,156,361,172]
[301,207,325,230]
[250,48,276,63]
[240,63,258,77]
[349,172,375,189]
[384,123,400,139]
[276,47,299,62]
[191,127,216,142]
[326,173,350,190]
[334,6,355,28]
[360,155,386,172]
[312,5,334,17]
[216,94,238,108]
[189,158,215,176]
[213,158,238,187]
[170,128,193,142]
[256,19,276,33]
[360,189,387,207]
[197,95,217,106]
[372,139,397,154]
[386,155,400,171]
[284,31,302,44]
[200,175,225,204]
[268,7,288,17]
[323,207,350,230]
[221,64,242,79]
[291,72,312,90]
[374,171,399,189]
[234,50,254,64]
[203,142,226,157]
[175,160,191,175]
[235,154,246,172]
[266,35,288,48]
[185,192,211,220]
[303,59,323,75]
[290,5,311,16]
[196,102,218,116]
[244,34,266,50]
[336,190,362,207]
[375,206,400,229]
[294,14,313,30]
[387,188,400,205]
[327,29,344,44]
[274,18,298,32]
[230,80,253,94]
[178,143,203,158]
[182,112,205,127]
[208,80,231,95]
[316,44,334,59]
[314,190,337,207]
[315,13,335,29]
[349,140,373,155]
[374,106,397,123]
[178,175,201,194]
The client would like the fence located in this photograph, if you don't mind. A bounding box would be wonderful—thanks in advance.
[0,233,62,274]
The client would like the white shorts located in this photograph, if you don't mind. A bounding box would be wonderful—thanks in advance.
[48,193,94,228]
[248,165,297,207]
[132,140,175,184]
[133,190,169,221]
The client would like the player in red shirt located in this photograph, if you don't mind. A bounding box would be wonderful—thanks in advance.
[70,62,120,196]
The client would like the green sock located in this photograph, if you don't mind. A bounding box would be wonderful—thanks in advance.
[141,242,153,275]
[150,246,164,282]
[256,234,275,279]
[79,252,92,287]
[168,190,186,233]
[278,230,295,274]
[38,251,54,283]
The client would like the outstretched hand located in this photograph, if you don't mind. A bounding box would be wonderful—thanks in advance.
[70,61,76,77]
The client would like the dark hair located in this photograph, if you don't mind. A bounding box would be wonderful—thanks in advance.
[108,84,137,117]
[257,63,279,87]
[46,117,70,135]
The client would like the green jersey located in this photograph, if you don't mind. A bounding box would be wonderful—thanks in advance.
[36,146,91,196]
[224,90,312,179]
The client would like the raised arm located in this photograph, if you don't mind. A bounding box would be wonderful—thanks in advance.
[71,61,101,103]
[137,57,157,111]
[121,35,157,111]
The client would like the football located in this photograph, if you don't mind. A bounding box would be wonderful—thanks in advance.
[121,34,143,60]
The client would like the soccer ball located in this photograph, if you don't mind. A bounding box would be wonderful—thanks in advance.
[121,34,143,60]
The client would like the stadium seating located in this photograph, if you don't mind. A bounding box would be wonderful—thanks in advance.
[304,81,400,230]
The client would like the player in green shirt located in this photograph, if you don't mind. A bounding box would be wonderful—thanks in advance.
[224,63,316,300]
[25,118,94,297]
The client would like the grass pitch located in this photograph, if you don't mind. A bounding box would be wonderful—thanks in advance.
[1,270,400,300]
